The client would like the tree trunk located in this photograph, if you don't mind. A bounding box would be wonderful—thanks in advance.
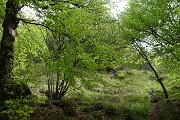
[55,72,60,99]
[0,0,19,107]
[134,41,169,102]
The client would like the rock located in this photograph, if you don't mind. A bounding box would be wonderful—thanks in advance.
[105,67,119,79]
[53,100,77,117]
[4,81,31,99]
[124,114,134,120]
[105,107,117,117]
[83,107,94,113]
[94,103,105,110]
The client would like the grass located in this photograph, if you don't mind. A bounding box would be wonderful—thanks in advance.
[63,69,158,119]
[27,68,180,120]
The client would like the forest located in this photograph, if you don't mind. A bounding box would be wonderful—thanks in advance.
[0,0,179,120]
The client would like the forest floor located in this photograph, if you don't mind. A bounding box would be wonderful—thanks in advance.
[28,69,180,120]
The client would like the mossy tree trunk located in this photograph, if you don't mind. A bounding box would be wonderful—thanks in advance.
[0,0,20,108]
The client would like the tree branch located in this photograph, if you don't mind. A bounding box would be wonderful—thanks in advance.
[32,0,90,9]
[18,18,53,31]
[149,28,180,61]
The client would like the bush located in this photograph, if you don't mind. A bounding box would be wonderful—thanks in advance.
[1,99,34,120]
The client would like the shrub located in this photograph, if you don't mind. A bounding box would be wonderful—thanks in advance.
[1,99,34,120]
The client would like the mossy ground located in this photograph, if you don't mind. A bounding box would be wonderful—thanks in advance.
[8,69,179,120]
[29,69,156,119]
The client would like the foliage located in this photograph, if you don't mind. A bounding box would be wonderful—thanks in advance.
[13,24,47,83]
[36,0,127,100]
[118,0,180,99]
[0,0,5,23]
[0,0,180,119]
[1,99,34,120]
[119,0,180,70]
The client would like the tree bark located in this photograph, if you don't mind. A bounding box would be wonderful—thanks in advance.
[0,0,20,107]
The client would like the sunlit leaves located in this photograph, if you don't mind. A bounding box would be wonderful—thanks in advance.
[119,0,180,88]
[0,0,5,24]
[13,24,47,81]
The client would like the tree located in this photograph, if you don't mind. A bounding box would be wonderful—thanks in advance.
[0,0,74,115]
[42,1,124,100]
[117,0,180,101]
[0,0,21,107]
[0,1,123,117]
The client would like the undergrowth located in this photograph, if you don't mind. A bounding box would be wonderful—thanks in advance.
[6,69,179,120]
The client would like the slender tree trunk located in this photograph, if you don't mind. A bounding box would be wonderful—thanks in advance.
[55,72,60,99]
[0,0,19,108]
[134,41,169,102]
[58,73,69,100]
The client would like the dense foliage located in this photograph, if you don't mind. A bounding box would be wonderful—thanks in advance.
[0,0,179,119]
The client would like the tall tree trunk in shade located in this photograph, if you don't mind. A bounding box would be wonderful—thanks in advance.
[0,0,19,107]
